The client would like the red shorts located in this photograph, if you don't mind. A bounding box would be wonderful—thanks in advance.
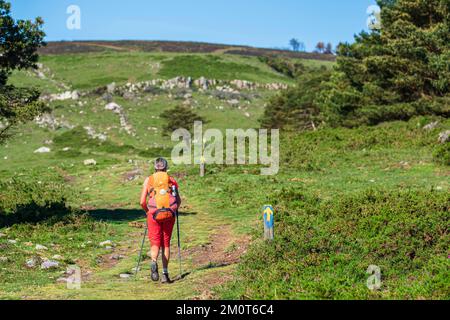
[147,215,176,247]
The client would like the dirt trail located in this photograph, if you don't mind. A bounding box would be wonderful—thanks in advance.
[19,200,250,300]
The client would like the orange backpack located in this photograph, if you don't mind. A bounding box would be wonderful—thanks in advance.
[147,172,178,222]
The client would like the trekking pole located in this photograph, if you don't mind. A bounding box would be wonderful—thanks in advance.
[176,210,182,278]
[134,222,148,279]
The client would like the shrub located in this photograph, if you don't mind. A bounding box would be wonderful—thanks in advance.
[433,143,450,166]
[160,105,207,136]
[0,178,76,227]
[225,188,450,299]
[258,56,306,78]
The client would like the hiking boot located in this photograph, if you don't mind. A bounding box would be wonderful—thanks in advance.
[150,261,159,282]
[161,273,171,284]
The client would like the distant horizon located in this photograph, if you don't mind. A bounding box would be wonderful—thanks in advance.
[11,0,378,52]
[41,39,338,54]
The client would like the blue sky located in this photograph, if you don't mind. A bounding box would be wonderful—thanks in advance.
[10,0,378,51]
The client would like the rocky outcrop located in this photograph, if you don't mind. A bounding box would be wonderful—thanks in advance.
[35,113,74,130]
[105,102,135,136]
[84,126,107,142]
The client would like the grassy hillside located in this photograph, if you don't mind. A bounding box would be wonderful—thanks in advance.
[1,48,448,300]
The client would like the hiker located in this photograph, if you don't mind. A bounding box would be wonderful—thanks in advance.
[140,157,181,283]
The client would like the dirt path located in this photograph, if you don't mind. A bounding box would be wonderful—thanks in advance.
[19,201,249,300]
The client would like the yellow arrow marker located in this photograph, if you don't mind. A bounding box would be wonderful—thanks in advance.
[264,208,273,222]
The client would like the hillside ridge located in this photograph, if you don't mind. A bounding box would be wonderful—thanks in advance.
[39,40,336,61]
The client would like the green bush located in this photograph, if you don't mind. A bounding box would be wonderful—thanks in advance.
[433,143,450,166]
[0,179,76,227]
[224,189,450,299]
[258,56,306,78]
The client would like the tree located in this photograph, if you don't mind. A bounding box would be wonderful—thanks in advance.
[160,105,207,137]
[315,42,325,53]
[0,0,46,143]
[260,67,331,131]
[324,43,333,54]
[289,38,300,52]
[319,0,450,127]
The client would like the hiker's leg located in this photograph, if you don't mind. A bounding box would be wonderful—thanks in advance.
[161,246,170,269]
[147,215,163,262]
[161,218,176,271]
[151,245,160,262]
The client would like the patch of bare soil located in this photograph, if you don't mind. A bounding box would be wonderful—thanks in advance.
[187,225,249,267]
[186,225,250,299]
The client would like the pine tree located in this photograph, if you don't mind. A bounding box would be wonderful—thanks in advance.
[319,0,450,127]
[260,67,331,130]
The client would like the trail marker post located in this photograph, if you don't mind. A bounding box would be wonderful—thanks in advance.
[263,205,274,241]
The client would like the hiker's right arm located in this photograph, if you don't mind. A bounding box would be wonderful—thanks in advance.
[140,178,149,213]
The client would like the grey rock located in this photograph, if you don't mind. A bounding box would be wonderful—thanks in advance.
[423,121,439,131]
[438,130,450,144]
[41,260,59,270]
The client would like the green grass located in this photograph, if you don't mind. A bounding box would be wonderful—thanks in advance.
[158,54,292,83]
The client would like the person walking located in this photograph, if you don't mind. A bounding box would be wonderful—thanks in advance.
[140,158,181,283]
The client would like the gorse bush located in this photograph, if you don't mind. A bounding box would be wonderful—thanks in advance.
[0,178,76,227]
[226,188,449,299]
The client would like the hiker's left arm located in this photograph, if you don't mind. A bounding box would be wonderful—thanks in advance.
[140,178,149,212]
